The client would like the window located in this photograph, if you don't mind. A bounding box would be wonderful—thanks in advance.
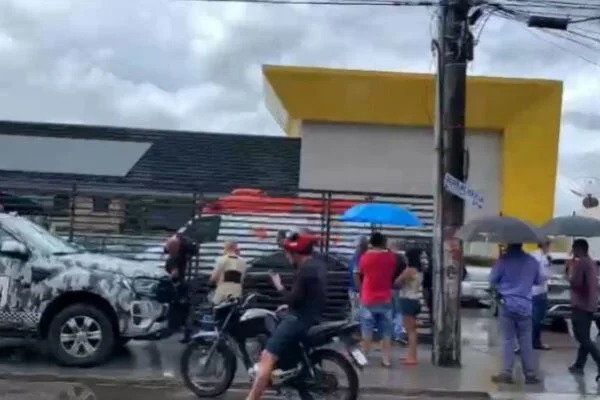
[52,194,70,213]
[1,216,76,256]
[92,196,111,213]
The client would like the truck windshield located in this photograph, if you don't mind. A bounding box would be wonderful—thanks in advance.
[3,217,79,256]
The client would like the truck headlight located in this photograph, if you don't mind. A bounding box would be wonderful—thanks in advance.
[133,278,159,296]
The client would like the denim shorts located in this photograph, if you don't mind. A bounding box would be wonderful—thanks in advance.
[359,303,393,339]
[399,298,421,317]
[265,313,308,358]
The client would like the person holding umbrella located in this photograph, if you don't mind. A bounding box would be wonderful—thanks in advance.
[566,239,600,382]
[457,215,547,383]
[489,243,544,384]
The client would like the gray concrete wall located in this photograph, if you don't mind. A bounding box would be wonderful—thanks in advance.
[299,122,502,222]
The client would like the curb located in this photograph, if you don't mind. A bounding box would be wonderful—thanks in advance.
[0,372,491,399]
[230,382,491,399]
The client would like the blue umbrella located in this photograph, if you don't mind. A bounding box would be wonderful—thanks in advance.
[340,203,423,227]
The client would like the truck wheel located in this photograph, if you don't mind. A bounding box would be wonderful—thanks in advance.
[47,303,115,367]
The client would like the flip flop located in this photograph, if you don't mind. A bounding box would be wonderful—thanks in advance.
[402,359,418,366]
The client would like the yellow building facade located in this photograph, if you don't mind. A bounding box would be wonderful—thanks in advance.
[262,65,563,226]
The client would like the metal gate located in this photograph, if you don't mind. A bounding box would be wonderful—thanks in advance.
[0,185,434,338]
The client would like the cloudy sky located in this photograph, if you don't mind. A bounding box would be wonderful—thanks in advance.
[0,0,599,214]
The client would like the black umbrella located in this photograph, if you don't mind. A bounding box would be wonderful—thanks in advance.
[456,215,544,244]
[540,215,600,238]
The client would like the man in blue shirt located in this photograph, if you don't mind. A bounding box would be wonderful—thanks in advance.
[490,243,544,384]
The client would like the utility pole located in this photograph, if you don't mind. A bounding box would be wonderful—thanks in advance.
[431,0,473,367]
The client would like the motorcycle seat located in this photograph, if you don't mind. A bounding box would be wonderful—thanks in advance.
[307,320,349,338]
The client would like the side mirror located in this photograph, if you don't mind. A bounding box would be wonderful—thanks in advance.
[0,240,29,260]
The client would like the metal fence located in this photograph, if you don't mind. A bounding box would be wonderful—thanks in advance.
[0,184,434,337]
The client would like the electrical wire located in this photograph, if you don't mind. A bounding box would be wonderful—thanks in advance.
[492,6,600,67]
[494,4,600,48]
[177,0,440,5]
[490,1,600,11]
[179,0,600,64]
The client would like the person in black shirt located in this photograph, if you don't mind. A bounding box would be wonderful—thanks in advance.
[246,233,326,400]
[164,233,197,343]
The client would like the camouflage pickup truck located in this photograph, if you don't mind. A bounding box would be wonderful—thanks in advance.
[0,212,175,367]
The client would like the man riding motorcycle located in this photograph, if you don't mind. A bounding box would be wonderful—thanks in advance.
[245,232,327,400]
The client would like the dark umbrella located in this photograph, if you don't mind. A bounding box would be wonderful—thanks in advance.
[540,215,600,238]
[456,215,544,244]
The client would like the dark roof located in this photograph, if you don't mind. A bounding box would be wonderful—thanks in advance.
[0,120,300,195]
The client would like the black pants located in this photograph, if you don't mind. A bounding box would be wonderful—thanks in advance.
[572,308,600,370]
[531,293,548,348]
[169,281,191,339]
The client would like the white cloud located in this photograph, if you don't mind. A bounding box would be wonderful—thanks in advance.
[0,0,599,213]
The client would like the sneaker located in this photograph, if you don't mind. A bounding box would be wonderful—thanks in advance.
[395,336,408,345]
[491,373,514,384]
[533,344,551,351]
[568,365,584,376]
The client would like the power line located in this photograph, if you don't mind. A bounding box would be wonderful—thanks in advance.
[491,0,600,10]
[493,7,600,67]
[179,0,600,66]
[573,15,600,23]
[177,0,440,6]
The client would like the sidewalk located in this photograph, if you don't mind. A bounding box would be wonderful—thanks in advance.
[358,313,600,398]
[0,310,597,398]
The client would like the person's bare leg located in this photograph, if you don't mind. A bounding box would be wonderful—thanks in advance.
[381,337,392,366]
[246,351,276,400]
[361,335,372,356]
[406,317,418,363]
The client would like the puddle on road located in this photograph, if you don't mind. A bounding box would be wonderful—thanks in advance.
[0,379,193,400]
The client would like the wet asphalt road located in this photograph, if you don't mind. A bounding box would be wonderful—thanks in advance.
[0,309,594,399]
[0,378,465,400]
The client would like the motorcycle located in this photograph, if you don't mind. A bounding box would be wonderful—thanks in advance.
[180,292,365,400]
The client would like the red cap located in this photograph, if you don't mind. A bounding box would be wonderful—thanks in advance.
[282,234,316,255]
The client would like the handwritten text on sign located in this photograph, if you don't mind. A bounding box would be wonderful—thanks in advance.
[443,173,484,209]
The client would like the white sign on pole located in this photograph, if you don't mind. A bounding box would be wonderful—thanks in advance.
[443,173,484,209]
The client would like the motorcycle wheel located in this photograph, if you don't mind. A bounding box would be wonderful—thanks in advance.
[180,341,237,398]
[299,349,359,400]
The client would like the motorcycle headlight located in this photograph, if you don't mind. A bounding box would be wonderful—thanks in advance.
[132,278,159,296]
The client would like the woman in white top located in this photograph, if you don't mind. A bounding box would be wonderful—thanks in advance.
[394,248,423,365]
[211,241,248,305]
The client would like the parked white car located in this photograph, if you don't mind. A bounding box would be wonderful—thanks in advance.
[461,264,492,306]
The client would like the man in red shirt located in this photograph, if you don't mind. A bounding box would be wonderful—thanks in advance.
[354,232,397,367]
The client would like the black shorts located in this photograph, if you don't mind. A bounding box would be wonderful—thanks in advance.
[265,313,308,357]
